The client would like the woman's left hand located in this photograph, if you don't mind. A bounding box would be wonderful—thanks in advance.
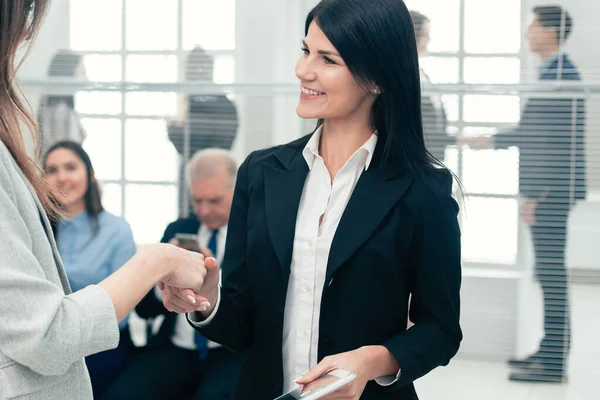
[295,347,374,400]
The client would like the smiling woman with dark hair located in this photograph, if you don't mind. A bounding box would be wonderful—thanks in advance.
[164,1,463,399]
[43,141,137,398]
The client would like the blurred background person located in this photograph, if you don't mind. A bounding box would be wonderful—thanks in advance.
[38,50,87,155]
[460,5,586,383]
[410,10,453,163]
[104,149,242,400]
[168,46,239,215]
[43,140,137,397]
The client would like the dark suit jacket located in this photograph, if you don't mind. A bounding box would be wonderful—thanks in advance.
[193,134,463,400]
[168,94,239,156]
[494,53,586,216]
[136,215,200,346]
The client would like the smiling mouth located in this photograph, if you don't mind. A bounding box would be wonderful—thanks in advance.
[301,86,326,96]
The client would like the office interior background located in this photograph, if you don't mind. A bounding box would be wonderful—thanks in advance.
[15,0,599,398]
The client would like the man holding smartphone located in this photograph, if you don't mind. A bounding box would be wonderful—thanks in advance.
[105,149,242,400]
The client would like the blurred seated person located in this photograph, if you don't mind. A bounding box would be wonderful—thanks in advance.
[168,46,239,214]
[168,46,238,153]
[410,10,453,162]
[43,141,137,398]
[104,149,243,400]
[38,50,87,155]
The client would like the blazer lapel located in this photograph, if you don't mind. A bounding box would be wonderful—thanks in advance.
[325,162,414,284]
[264,144,310,274]
[16,167,73,294]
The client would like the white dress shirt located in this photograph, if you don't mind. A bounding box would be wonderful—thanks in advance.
[191,128,400,392]
[170,224,226,350]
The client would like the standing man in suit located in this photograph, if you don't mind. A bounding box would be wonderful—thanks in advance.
[104,149,243,399]
[460,5,586,383]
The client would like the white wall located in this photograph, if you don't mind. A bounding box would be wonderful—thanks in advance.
[17,0,70,80]
[15,0,70,154]
[233,0,325,160]
[233,0,276,158]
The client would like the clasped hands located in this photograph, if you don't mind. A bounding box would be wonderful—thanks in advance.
[456,133,493,150]
[160,251,220,314]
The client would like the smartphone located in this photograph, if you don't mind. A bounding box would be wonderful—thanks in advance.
[274,369,356,400]
[174,233,199,251]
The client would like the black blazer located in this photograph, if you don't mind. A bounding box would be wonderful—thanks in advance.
[494,53,586,213]
[136,215,200,346]
[194,135,462,399]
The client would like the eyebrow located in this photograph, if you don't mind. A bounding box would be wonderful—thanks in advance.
[302,40,341,57]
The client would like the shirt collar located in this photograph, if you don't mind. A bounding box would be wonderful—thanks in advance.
[538,52,561,75]
[302,126,378,171]
[199,224,228,236]
[60,210,90,228]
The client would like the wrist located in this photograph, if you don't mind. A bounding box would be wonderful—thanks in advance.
[207,285,219,305]
[200,285,220,318]
[359,345,398,381]
[138,244,175,282]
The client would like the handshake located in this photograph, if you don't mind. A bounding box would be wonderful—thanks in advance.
[134,238,220,318]
[455,134,493,150]
[162,235,220,315]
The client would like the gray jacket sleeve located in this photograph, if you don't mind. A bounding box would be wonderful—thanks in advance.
[0,152,119,376]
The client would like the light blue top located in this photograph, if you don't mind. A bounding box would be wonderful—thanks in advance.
[56,210,136,329]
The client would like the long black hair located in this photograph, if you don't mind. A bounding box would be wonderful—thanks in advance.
[306,0,442,174]
[43,140,104,235]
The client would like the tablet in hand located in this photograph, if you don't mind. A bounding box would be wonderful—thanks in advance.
[274,369,356,400]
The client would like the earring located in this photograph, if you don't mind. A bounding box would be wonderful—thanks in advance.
[372,87,381,95]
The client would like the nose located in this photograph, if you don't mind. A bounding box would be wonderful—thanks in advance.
[55,169,68,184]
[295,56,317,82]
[197,202,211,219]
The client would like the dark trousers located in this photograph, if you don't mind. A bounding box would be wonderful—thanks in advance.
[86,327,133,399]
[103,344,242,400]
[529,205,571,375]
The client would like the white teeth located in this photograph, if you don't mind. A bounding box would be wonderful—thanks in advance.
[301,86,324,96]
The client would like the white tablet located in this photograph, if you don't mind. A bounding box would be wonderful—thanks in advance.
[274,369,356,400]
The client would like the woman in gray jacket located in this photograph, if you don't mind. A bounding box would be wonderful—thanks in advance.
[0,1,210,399]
